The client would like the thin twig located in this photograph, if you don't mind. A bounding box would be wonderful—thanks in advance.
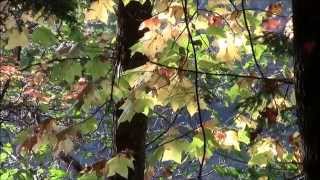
[20,57,89,71]
[146,112,179,147]
[241,0,265,78]
[147,59,294,84]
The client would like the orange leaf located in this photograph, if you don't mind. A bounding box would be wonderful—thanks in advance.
[140,17,161,31]
[19,135,38,153]
[266,3,283,16]
[64,78,89,101]
[23,87,50,102]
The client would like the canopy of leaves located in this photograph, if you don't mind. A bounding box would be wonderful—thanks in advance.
[0,0,300,179]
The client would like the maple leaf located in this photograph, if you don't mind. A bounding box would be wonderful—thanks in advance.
[214,130,226,142]
[107,154,134,179]
[5,28,28,49]
[156,77,207,116]
[17,119,58,154]
[139,17,161,31]
[208,15,224,28]
[262,18,284,32]
[216,43,240,62]
[32,26,57,47]
[4,16,16,29]
[248,151,274,167]
[222,130,240,151]
[248,138,277,167]
[139,31,167,58]
[63,78,89,101]
[266,2,283,17]
[154,0,169,12]
[23,87,50,102]
[55,137,74,155]
[162,139,188,164]
[85,0,115,24]
[0,65,18,76]
[261,107,278,125]
[168,3,184,23]
[234,115,258,130]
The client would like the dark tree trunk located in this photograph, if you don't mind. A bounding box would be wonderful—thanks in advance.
[292,1,320,179]
[112,1,152,179]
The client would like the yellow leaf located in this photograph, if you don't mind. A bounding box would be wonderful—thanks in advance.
[118,98,136,123]
[140,31,167,57]
[107,154,134,179]
[216,44,240,62]
[223,130,240,151]
[168,3,184,23]
[186,99,197,116]
[5,28,28,49]
[154,0,169,12]
[258,176,269,180]
[162,140,187,164]
[85,0,115,24]
[5,16,16,29]
[194,15,209,30]
[59,137,74,154]
[235,115,258,130]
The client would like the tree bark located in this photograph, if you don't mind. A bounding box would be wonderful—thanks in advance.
[292,1,320,179]
[112,1,151,179]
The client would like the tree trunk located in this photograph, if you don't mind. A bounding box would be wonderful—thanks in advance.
[112,1,151,179]
[292,1,320,179]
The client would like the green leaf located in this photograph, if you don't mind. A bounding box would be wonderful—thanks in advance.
[78,118,97,134]
[51,61,82,84]
[85,58,110,80]
[147,147,164,166]
[207,27,226,38]
[70,28,84,42]
[0,143,12,163]
[213,165,241,178]
[254,44,267,60]
[176,34,189,48]
[32,26,57,47]
[238,130,250,145]
[226,84,240,101]
[130,42,144,56]
[49,168,67,180]
[107,155,134,179]
[248,151,274,167]
[134,98,153,115]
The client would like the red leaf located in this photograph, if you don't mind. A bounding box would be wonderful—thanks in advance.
[214,130,226,142]
[261,107,278,125]
[207,15,224,28]
[158,68,174,79]
[0,65,18,76]
[262,18,283,32]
